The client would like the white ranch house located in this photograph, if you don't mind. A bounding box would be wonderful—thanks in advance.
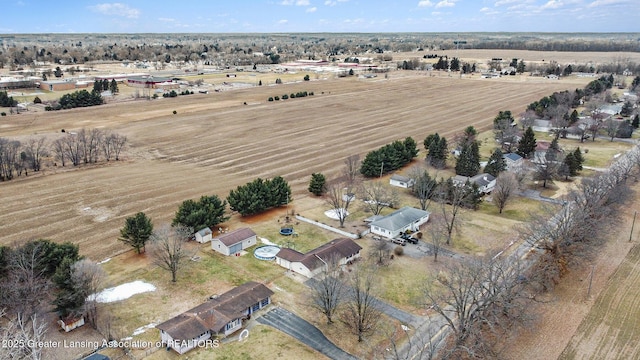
[275,238,362,278]
[389,174,415,188]
[194,227,212,243]
[211,228,257,256]
[369,206,430,239]
[156,282,273,354]
[452,173,497,194]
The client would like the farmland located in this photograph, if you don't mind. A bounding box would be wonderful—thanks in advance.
[0,73,582,260]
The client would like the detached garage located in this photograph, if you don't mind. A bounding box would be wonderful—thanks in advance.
[211,228,257,256]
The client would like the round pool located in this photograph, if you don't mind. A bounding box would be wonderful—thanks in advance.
[280,227,294,236]
[254,245,281,261]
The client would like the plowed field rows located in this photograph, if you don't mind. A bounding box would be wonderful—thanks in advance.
[0,75,578,259]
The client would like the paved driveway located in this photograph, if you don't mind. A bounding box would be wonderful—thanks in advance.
[257,307,358,360]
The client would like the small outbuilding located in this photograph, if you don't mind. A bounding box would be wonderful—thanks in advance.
[503,153,524,171]
[211,228,257,256]
[389,174,415,188]
[58,315,85,332]
[195,227,213,243]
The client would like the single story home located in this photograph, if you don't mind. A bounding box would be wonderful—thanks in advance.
[126,75,174,88]
[389,174,415,188]
[275,238,362,278]
[369,207,430,239]
[503,153,524,171]
[195,227,212,243]
[452,173,497,194]
[211,228,257,256]
[156,281,273,354]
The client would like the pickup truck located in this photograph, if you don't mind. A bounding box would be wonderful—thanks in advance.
[391,237,406,246]
[400,233,418,244]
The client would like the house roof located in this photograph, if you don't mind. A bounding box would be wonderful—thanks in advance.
[370,207,430,232]
[503,153,523,161]
[213,228,256,247]
[156,282,273,340]
[390,174,413,183]
[536,141,551,151]
[276,238,362,271]
[453,174,495,187]
[84,354,110,360]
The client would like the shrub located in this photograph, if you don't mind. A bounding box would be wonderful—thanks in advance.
[268,97,274,101]
[304,74,310,81]
[0,112,5,116]
[394,246,404,256]
[172,110,177,115]
[33,96,42,104]
[282,94,288,100]
[275,96,280,101]
[290,93,296,99]
[309,91,314,96]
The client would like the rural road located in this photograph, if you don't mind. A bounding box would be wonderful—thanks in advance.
[257,307,358,360]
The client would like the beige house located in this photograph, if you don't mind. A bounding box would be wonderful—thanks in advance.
[156,282,273,354]
[275,238,362,278]
[211,228,257,256]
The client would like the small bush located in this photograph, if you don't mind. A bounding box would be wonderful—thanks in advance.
[304,74,310,81]
[172,110,177,115]
[0,112,6,116]
[282,94,288,100]
[309,91,314,96]
[268,97,274,101]
[33,96,42,104]
[275,96,280,101]
[394,246,404,256]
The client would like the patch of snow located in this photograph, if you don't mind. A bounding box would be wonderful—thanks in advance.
[614,153,621,158]
[132,323,156,336]
[324,208,349,220]
[98,258,111,264]
[260,237,276,246]
[401,324,411,331]
[87,280,156,303]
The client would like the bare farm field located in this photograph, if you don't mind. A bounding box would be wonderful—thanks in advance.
[0,74,583,260]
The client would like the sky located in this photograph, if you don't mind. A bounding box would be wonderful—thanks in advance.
[1,0,638,34]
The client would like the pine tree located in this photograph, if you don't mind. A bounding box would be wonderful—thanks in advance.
[483,148,506,177]
[517,127,537,159]
[455,142,480,177]
[632,114,640,129]
[308,173,326,196]
[119,212,154,254]
[573,148,584,172]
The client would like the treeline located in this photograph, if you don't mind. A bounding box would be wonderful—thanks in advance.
[0,128,127,182]
[0,91,18,107]
[45,90,103,111]
[360,137,419,177]
[474,39,640,52]
[268,91,314,102]
[227,176,292,216]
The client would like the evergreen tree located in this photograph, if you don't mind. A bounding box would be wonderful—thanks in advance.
[427,136,448,169]
[173,195,229,231]
[483,148,506,177]
[119,212,153,254]
[573,148,584,172]
[424,133,440,151]
[308,173,327,196]
[569,109,579,125]
[403,137,419,162]
[517,60,526,73]
[632,114,639,129]
[455,141,480,177]
[227,177,291,216]
[516,127,537,159]
[109,79,119,93]
[562,152,578,178]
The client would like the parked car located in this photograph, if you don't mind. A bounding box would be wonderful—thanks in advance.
[406,237,419,244]
[392,238,406,246]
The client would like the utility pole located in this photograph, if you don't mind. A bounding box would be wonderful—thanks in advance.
[630,210,637,242]
[380,161,384,178]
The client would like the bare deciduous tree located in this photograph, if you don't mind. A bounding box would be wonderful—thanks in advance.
[343,154,361,185]
[112,133,127,160]
[493,172,518,214]
[369,238,391,266]
[340,264,381,342]
[0,309,47,360]
[309,255,345,324]
[1,243,49,319]
[325,180,354,227]
[427,215,447,262]
[149,224,195,282]
[71,259,106,329]
[24,137,48,172]
[410,166,438,211]
[359,180,398,215]
[52,138,66,166]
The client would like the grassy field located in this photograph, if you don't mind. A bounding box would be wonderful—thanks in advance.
[558,242,640,360]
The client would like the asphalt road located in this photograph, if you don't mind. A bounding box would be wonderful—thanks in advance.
[257,307,358,360]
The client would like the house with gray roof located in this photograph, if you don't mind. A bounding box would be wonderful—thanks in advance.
[156,281,273,354]
[389,174,415,188]
[211,228,257,256]
[452,173,497,194]
[369,206,430,239]
[275,238,362,278]
[503,153,524,171]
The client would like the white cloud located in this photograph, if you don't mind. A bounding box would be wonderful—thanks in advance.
[435,0,457,9]
[281,0,294,4]
[418,0,434,7]
[542,0,564,9]
[89,3,140,18]
[494,0,519,6]
[588,0,626,7]
[158,17,175,22]
[325,0,348,5]
[296,0,310,5]
[278,19,289,24]
[306,6,317,12]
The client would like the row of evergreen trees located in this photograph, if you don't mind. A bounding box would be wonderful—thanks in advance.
[45,90,103,111]
[227,176,292,216]
[0,91,17,107]
[360,137,419,177]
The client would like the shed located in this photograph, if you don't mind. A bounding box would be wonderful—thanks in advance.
[195,227,213,243]
[389,174,415,188]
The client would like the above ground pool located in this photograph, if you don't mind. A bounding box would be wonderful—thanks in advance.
[280,227,294,235]
[254,245,281,260]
